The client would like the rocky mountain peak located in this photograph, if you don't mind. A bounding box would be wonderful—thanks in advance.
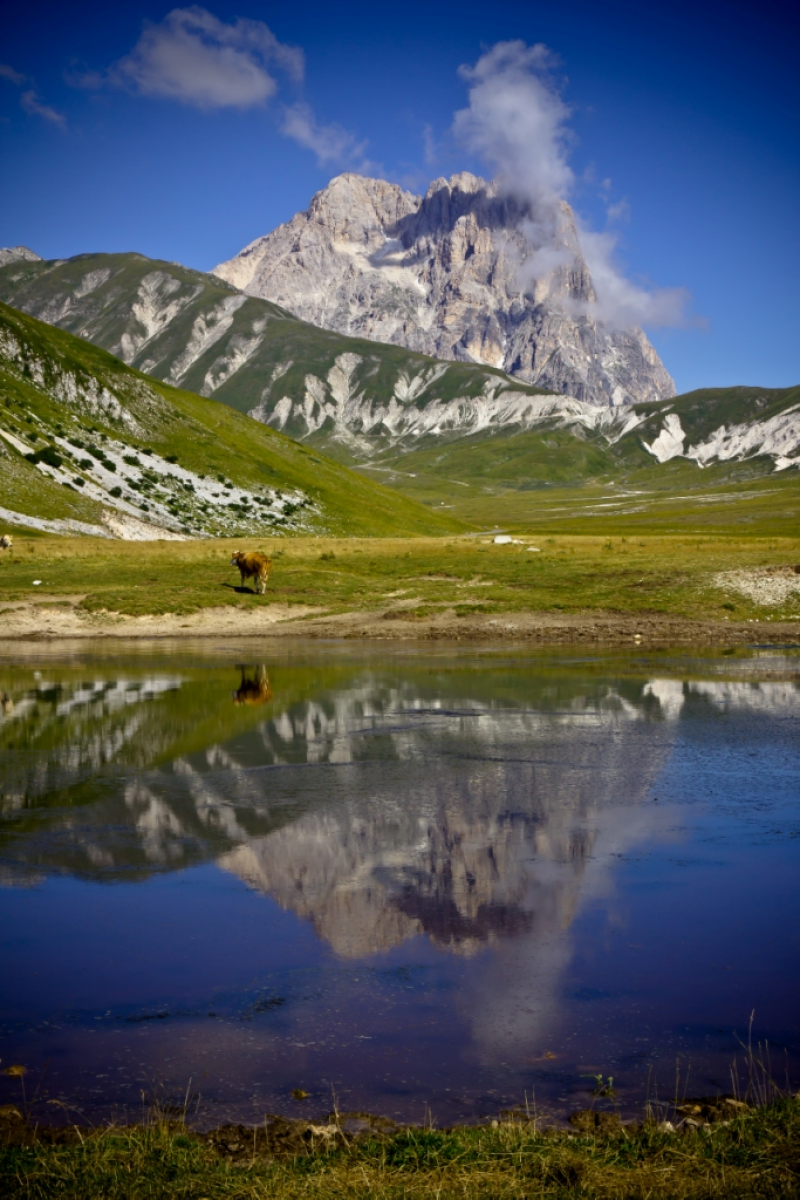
[307,172,419,239]
[0,246,42,267]
[213,173,674,406]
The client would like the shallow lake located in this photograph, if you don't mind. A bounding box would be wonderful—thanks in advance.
[0,641,798,1127]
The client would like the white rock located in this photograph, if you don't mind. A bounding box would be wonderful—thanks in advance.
[643,412,685,462]
[213,172,675,407]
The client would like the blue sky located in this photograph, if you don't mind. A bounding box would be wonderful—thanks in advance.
[1,0,797,393]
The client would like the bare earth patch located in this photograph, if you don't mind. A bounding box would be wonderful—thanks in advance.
[2,597,799,646]
[0,600,326,640]
[713,566,800,606]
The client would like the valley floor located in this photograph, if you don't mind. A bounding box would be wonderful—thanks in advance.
[1,531,799,645]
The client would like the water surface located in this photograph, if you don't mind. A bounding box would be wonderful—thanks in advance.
[1,642,798,1126]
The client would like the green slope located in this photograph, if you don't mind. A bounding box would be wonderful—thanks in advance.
[0,252,550,447]
[0,301,464,538]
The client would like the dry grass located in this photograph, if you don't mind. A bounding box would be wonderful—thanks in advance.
[2,1098,799,1199]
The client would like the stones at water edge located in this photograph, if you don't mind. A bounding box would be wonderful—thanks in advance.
[213,172,675,407]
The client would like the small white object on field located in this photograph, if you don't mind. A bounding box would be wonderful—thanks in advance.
[32,580,42,586]
[526,546,541,553]
[494,535,523,545]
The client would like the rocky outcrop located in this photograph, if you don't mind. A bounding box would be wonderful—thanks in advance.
[0,246,42,268]
[213,173,674,407]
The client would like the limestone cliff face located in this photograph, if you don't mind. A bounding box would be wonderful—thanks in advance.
[213,173,674,407]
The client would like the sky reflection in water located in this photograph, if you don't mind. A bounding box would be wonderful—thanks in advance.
[0,645,798,1126]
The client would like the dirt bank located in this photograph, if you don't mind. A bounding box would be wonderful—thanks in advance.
[1,596,799,646]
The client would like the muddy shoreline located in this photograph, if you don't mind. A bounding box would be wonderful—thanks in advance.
[1,597,799,646]
[0,1092,759,1151]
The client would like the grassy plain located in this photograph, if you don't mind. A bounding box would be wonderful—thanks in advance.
[367,459,800,538]
[0,530,799,626]
[1,1099,798,1199]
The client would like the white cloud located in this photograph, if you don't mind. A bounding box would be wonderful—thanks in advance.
[20,89,66,128]
[576,229,690,330]
[422,123,438,167]
[0,63,27,86]
[454,41,573,209]
[453,41,690,331]
[75,7,372,175]
[103,6,303,110]
[1,60,65,127]
[605,198,630,225]
[280,101,379,173]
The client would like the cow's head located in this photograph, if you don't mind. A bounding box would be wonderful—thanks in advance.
[230,551,243,566]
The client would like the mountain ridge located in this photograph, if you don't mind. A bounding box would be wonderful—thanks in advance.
[212,171,675,406]
[0,252,798,495]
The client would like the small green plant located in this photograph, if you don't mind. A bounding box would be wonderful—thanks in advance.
[25,445,62,469]
[585,1073,617,1097]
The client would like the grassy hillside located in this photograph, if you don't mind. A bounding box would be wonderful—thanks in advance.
[0,301,464,539]
[0,252,551,442]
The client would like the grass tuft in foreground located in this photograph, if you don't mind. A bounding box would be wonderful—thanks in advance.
[1,1098,799,1198]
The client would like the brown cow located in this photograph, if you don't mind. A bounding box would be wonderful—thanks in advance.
[232,665,273,706]
[230,550,272,595]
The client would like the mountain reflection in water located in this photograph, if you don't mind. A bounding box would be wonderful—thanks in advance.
[0,649,798,1123]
